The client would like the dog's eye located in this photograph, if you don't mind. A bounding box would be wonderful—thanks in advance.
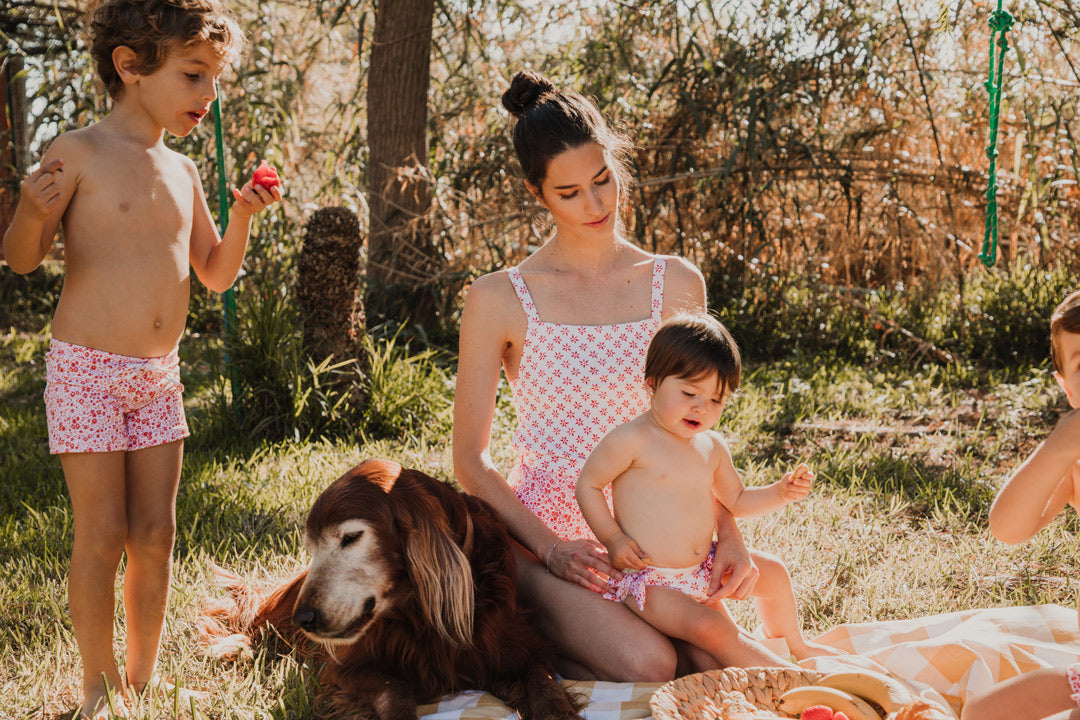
[340,531,364,548]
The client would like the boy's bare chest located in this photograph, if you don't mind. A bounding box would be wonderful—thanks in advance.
[68,152,194,253]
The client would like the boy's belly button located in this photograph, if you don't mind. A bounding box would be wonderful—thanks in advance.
[154,320,162,328]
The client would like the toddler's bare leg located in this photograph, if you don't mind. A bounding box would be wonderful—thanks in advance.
[633,586,795,669]
[61,451,129,718]
[122,440,182,694]
[751,550,839,659]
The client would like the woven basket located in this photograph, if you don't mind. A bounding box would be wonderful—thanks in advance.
[650,666,824,720]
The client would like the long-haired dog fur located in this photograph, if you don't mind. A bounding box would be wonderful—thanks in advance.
[199,459,580,720]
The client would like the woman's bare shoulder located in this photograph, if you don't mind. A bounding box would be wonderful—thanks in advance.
[657,255,706,314]
[462,268,525,328]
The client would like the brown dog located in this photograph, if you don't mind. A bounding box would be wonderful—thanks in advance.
[200,459,579,720]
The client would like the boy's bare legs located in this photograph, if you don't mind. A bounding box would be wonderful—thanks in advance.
[750,550,839,660]
[61,451,129,719]
[635,586,796,669]
[122,440,182,696]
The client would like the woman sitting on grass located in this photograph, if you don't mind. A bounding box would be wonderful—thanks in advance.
[452,69,809,681]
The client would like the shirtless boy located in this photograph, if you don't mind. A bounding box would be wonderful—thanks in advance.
[2,0,280,715]
[576,313,832,667]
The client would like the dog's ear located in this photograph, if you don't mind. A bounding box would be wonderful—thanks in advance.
[401,476,475,648]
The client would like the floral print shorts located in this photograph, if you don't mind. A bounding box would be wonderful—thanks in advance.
[44,339,189,454]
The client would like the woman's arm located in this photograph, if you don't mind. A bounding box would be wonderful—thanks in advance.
[453,273,555,558]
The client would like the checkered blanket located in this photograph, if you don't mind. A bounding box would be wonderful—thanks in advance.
[417,604,1080,719]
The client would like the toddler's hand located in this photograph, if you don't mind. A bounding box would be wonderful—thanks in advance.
[605,532,650,573]
[780,462,814,502]
[19,159,65,220]
[231,178,283,217]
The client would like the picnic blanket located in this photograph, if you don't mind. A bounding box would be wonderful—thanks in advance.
[417,604,1080,719]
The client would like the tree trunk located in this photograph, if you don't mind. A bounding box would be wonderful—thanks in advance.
[1,56,28,253]
[296,206,368,416]
[366,0,440,334]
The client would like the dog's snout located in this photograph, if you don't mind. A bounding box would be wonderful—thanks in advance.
[294,605,319,632]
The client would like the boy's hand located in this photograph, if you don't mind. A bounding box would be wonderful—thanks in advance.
[19,159,65,220]
[604,532,650,573]
[230,178,283,218]
[779,462,814,502]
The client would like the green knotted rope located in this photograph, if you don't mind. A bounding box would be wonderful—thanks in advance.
[980,5,1014,267]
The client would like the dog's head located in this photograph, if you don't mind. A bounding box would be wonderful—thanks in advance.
[291,459,475,649]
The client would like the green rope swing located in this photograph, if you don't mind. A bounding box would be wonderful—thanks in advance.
[980,3,1014,267]
[212,95,239,397]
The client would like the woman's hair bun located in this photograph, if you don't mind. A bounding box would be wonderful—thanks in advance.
[502,70,556,118]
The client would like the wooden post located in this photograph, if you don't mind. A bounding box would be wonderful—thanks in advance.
[1,56,28,256]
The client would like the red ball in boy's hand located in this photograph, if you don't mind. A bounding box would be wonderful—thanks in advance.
[251,160,280,190]
[800,706,835,720]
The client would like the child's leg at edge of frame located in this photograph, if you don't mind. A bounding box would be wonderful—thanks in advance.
[60,451,130,714]
[122,439,183,693]
[627,586,795,669]
[960,667,1079,720]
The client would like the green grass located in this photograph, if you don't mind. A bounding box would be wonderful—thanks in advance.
[2,322,1079,720]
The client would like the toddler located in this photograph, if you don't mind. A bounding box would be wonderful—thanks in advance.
[2,0,281,716]
[963,290,1080,720]
[576,313,832,667]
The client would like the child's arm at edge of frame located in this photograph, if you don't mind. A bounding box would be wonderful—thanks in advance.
[187,157,282,293]
[2,138,77,274]
[989,408,1080,545]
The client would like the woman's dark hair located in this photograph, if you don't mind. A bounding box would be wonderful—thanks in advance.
[644,314,742,398]
[501,70,633,197]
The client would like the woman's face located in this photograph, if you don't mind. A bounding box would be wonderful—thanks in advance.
[531,142,619,239]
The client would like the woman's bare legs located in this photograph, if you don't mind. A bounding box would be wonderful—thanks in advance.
[514,545,678,682]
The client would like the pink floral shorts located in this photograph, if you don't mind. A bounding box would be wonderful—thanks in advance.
[605,543,716,611]
[44,339,189,454]
[1068,662,1080,707]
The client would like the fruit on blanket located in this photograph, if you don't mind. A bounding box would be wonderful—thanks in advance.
[800,705,835,720]
[817,670,913,712]
[779,686,882,720]
[252,160,280,190]
[833,713,851,720]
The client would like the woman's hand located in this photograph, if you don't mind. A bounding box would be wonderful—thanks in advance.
[708,506,759,600]
[546,538,620,593]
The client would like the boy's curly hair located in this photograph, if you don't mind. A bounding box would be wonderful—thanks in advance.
[644,313,742,398]
[89,0,243,100]
[1050,290,1080,374]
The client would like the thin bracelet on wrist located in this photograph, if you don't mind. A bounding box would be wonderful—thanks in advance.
[544,538,561,572]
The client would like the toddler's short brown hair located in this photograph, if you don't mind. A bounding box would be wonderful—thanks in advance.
[90,0,243,99]
[1050,290,1080,374]
[644,314,741,397]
